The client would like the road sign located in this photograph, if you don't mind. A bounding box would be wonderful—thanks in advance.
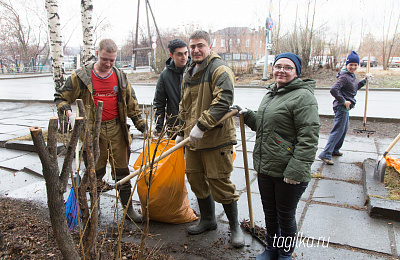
[268,17,273,30]
[152,42,157,49]
[151,36,157,42]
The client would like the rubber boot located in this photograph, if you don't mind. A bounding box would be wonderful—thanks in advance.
[188,194,218,235]
[223,201,245,248]
[119,189,143,223]
[277,250,292,260]
[277,236,295,260]
[256,234,278,260]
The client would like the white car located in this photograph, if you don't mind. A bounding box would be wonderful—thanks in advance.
[389,57,400,68]
[255,55,275,69]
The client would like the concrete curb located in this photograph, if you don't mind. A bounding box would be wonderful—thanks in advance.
[319,114,400,123]
[363,158,400,221]
[4,140,65,154]
[0,74,53,80]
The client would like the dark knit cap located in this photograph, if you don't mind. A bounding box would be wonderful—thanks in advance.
[346,51,360,65]
[273,52,302,76]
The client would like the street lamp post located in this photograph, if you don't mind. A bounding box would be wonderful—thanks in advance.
[119,46,122,68]
[262,0,273,81]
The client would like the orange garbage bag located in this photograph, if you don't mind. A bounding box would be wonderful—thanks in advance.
[133,139,197,224]
[385,155,400,173]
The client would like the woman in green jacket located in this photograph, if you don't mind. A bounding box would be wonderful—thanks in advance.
[232,53,319,259]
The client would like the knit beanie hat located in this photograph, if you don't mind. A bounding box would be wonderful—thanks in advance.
[346,51,360,65]
[273,52,302,76]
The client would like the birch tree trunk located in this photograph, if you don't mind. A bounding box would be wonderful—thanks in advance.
[81,0,95,64]
[45,0,65,91]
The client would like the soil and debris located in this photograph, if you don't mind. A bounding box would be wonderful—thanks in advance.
[0,197,172,259]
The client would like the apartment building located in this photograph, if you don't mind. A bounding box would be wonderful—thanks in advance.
[210,27,267,62]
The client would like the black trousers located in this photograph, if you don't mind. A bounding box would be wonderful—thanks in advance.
[258,173,308,253]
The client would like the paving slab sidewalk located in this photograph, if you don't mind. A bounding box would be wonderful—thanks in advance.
[0,102,399,259]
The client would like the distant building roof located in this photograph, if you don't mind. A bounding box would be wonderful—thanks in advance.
[212,27,253,36]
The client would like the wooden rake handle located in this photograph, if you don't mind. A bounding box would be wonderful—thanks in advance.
[114,109,238,189]
[363,54,371,129]
[239,113,255,230]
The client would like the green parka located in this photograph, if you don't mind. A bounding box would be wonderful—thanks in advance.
[54,62,146,146]
[244,78,320,182]
[179,51,236,151]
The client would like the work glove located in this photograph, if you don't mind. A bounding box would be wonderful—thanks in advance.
[68,113,76,130]
[229,105,247,117]
[189,125,205,143]
[284,177,300,185]
[365,73,373,82]
[175,135,184,145]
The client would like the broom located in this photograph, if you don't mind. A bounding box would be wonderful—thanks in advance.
[65,110,81,230]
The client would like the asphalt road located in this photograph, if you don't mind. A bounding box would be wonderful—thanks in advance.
[0,76,398,119]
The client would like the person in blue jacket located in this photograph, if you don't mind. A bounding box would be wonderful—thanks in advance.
[319,51,372,165]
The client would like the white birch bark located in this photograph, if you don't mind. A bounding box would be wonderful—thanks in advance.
[81,0,95,64]
[45,0,65,91]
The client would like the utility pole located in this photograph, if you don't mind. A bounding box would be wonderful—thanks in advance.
[132,0,167,71]
[262,0,273,81]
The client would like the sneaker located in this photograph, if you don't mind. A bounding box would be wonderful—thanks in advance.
[319,156,334,165]
[332,152,343,156]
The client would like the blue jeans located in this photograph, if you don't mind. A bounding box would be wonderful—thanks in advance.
[319,107,349,160]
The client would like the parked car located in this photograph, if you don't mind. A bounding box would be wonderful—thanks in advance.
[309,56,334,68]
[360,56,378,67]
[388,57,400,68]
[255,55,275,69]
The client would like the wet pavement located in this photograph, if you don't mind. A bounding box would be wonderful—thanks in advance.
[0,75,400,259]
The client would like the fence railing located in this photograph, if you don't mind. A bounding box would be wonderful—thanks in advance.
[0,65,76,75]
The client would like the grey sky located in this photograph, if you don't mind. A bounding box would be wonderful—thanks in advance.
[54,0,400,48]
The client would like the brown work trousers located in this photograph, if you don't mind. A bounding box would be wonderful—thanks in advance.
[95,117,131,190]
[185,145,239,204]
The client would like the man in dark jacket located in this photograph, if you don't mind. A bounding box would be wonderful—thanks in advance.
[152,39,189,139]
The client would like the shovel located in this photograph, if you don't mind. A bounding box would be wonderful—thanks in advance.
[239,113,266,246]
[374,132,400,182]
[114,109,238,189]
